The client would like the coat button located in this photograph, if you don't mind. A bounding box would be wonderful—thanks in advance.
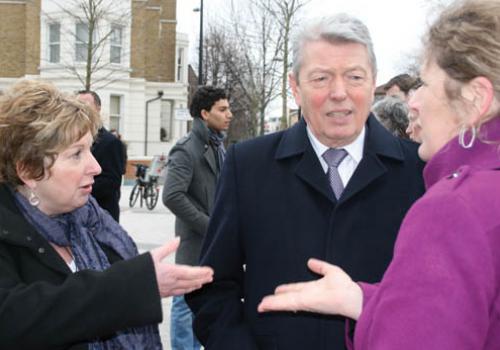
[2,229,8,235]
[38,247,45,254]
[204,144,209,149]
[26,236,32,241]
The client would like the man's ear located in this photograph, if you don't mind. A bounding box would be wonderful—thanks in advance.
[289,72,302,107]
[200,109,209,122]
[463,76,495,125]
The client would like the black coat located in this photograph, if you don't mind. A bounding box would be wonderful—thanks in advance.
[91,128,126,222]
[186,116,425,350]
[0,184,162,350]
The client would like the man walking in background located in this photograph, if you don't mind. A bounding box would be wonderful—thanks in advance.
[163,86,232,350]
[77,90,125,222]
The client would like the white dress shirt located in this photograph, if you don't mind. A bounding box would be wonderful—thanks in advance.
[307,126,365,189]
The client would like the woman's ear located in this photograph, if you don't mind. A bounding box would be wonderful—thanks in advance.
[463,76,494,125]
[15,162,37,189]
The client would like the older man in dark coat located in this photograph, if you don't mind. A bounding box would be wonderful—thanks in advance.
[186,14,425,350]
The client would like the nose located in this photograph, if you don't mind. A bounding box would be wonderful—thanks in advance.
[406,123,413,137]
[88,153,102,176]
[328,77,347,100]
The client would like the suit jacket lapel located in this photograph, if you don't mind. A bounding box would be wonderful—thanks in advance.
[340,151,386,203]
[275,119,336,203]
[340,115,405,204]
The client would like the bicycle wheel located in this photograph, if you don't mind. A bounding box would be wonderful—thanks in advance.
[129,183,141,207]
[145,185,159,210]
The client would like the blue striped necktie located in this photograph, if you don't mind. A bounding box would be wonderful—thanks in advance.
[322,148,348,199]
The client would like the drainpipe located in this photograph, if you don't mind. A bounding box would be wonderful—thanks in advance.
[144,90,164,156]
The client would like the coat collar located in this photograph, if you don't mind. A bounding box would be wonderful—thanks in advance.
[423,116,500,189]
[192,118,219,175]
[274,114,408,204]
[0,185,71,275]
[192,117,211,144]
[275,114,405,161]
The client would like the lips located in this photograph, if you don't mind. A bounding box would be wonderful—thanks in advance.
[326,110,352,118]
[80,182,94,192]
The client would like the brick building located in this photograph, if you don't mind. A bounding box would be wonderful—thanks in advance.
[0,0,191,157]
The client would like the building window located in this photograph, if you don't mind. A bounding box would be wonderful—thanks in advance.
[110,25,122,64]
[109,95,122,132]
[49,23,61,63]
[160,100,173,142]
[75,23,95,62]
[176,48,184,82]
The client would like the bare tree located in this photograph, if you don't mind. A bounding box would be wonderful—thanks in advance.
[201,1,284,138]
[260,0,309,129]
[395,51,422,77]
[42,0,134,90]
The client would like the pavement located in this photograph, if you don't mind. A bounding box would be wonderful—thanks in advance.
[119,185,175,348]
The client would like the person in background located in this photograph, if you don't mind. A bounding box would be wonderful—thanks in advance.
[372,96,410,138]
[110,128,128,175]
[77,90,125,222]
[163,86,232,350]
[406,106,423,143]
[383,73,421,102]
[0,80,213,350]
[186,13,425,350]
[259,1,500,349]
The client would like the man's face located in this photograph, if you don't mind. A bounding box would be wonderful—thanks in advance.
[77,93,100,112]
[290,40,376,148]
[201,99,233,132]
[385,85,407,101]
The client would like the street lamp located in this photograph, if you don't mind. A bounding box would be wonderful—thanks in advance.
[193,0,203,85]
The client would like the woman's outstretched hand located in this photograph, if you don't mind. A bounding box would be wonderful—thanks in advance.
[151,238,214,297]
[258,258,363,320]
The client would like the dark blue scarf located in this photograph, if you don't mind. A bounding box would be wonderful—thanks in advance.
[13,191,163,350]
[208,129,226,172]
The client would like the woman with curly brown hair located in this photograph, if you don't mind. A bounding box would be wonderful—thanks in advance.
[0,80,212,349]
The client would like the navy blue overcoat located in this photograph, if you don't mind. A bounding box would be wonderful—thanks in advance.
[187,115,425,350]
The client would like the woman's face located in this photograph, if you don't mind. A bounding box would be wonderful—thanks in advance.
[29,132,101,216]
[408,60,462,161]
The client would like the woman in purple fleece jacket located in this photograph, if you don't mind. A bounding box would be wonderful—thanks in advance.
[258,1,500,349]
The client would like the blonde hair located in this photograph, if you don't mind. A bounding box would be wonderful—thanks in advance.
[426,0,500,103]
[0,80,101,185]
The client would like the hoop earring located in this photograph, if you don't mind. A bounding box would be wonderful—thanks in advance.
[29,191,40,207]
[458,125,476,149]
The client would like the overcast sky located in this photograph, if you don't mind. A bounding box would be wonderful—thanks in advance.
[177,0,447,86]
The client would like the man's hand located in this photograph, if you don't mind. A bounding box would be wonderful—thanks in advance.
[151,238,214,297]
[258,258,362,320]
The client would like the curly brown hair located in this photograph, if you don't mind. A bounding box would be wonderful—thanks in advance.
[0,80,101,186]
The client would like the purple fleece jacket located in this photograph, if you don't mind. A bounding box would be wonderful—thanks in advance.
[351,117,500,350]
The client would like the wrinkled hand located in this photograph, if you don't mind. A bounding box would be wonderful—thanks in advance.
[151,238,214,297]
[258,258,362,320]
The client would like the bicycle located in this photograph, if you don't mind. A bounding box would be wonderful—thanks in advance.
[129,164,160,210]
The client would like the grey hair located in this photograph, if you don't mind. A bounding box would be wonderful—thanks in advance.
[372,96,409,138]
[291,13,377,83]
